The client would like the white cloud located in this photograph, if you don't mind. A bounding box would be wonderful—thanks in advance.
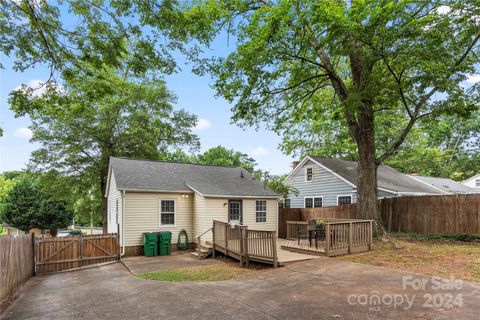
[14,127,33,140]
[14,79,47,97]
[250,146,268,157]
[193,118,211,131]
[437,5,451,15]
[466,74,480,84]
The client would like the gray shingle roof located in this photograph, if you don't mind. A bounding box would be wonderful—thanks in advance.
[109,157,279,197]
[410,176,480,194]
[309,156,444,195]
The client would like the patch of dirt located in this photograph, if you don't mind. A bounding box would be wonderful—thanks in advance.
[337,239,480,282]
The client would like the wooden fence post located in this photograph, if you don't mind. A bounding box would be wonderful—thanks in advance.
[31,233,36,276]
[244,229,249,267]
[326,223,331,257]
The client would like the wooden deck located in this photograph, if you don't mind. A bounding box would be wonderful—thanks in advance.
[278,238,327,257]
[276,239,320,265]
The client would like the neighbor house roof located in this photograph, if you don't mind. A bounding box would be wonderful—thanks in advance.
[409,175,480,194]
[463,173,480,184]
[286,156,444,195]
[107,157,279,198]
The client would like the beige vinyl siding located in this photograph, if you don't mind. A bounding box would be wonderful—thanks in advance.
[124,192,193,246]
[107,172,122,234]
[243,199,278,232]
[198,197,278,241]
[193,194,206,240]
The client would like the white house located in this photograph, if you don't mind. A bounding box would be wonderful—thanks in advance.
[462,174,480,191]
[105,157,279,256]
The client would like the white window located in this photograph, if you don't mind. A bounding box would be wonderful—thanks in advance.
[305,167,313,182]
[160,200,175,226]
[337,195,352,205]
[256,200,267,223]
[283,198,291,208]
[476,179,480,187]
[304,197,322,208]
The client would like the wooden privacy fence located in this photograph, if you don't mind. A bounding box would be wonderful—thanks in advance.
[212,220,278,267]
[285,219,373,256]
[35,234,119,275]
[279,194,480,237]
[0,234,34,303]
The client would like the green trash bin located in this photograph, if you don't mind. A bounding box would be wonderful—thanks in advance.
[144,233,158,257]
[157,231,172,256]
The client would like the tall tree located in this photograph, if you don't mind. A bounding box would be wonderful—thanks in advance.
[170,0,479,227]
[1,178,72,235]
[197,146,259,175]
[9,64,199,230]
[1,0,184,77]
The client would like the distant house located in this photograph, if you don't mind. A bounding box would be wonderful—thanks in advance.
[409,175,479,195]
[462,174,480,191]
[105,157,279,256]
[284,156,443,208]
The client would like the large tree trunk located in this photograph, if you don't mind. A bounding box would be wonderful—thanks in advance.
[355,103,378,221]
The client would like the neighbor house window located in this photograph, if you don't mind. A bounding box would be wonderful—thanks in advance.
[256,200,267,223]
[160,200,175,225]
[305,197,322,208]
[305,167,313,182]
[337,196,352,205]
[284,198,291,208]
[476,179,480,187]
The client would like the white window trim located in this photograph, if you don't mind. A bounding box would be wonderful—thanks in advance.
[337,195,353,206]
[283,198,291,208]
[255,200,267,223]
[159,199,176,227]
[305,166,314,182]
[304,196,323,208]
[115,199,119,224]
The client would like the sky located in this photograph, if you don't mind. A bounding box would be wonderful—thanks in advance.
[0,34,296,176]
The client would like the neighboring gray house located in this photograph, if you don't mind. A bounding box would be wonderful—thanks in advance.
[105,157,279,256]
[462,174,480,191]
[284,156,443,208]
[409,175,480,195]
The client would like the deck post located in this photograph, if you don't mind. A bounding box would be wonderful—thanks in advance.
[348,222,353,254]
[368,220,373,251]
[244,229,249,267]
[239,227,244,267]
[225,225,228,257]
[325,222,331,257]
[272,232,278,268]
[212,222,216,258]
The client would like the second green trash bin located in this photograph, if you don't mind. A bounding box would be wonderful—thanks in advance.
[143,233,158,257]
[157,231,172,256]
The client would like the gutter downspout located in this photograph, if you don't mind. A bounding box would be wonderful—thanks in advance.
[121,190,126,257]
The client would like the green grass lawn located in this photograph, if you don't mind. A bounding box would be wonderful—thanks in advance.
[136,265,257,282]
[338,237,480,283]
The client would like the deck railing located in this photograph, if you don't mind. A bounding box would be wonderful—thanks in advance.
[212,220,278,267]
[285,219,373,257]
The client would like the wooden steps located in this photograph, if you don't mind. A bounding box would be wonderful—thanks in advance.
[190,242,213,260]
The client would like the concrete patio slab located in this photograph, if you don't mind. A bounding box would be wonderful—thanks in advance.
[2,256,479,320]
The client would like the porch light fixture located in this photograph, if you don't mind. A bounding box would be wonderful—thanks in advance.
[181,194,189,198]
[223,203,228,207]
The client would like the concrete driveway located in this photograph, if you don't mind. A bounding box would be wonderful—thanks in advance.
[3,256,479,320]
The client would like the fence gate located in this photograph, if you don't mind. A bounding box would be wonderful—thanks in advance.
[35,234,119,275]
